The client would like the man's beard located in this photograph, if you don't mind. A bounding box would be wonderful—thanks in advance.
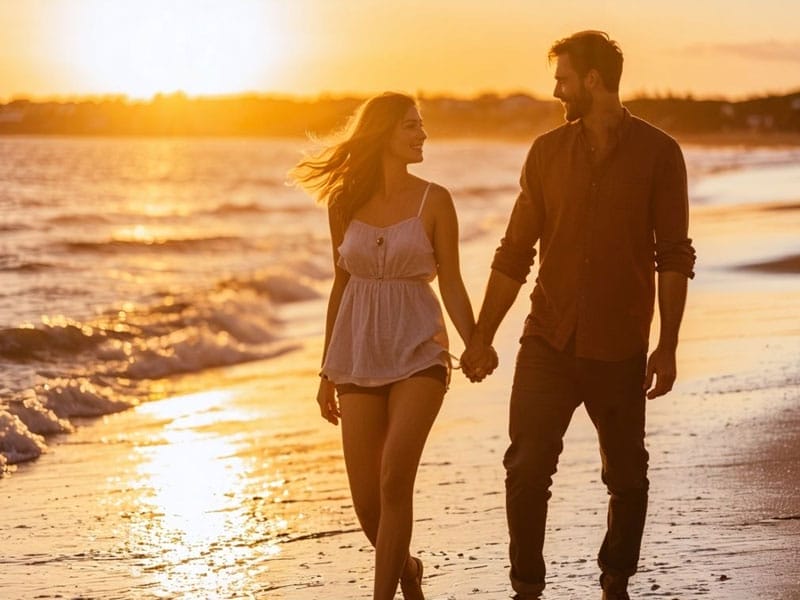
[564,84,593,122]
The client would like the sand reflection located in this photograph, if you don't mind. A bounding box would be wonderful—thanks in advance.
[127,389,283,596]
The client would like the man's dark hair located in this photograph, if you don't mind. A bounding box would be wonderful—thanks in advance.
[549,31,624,92]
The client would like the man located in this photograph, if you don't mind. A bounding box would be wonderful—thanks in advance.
[462,31,696,599]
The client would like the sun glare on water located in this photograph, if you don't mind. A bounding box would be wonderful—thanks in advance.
[128,390,283,595]
[64,0,286,98]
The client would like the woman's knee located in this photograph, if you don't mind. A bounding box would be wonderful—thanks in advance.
[346,475,381,527]
[352,496,380,528]
[379,463,416,509]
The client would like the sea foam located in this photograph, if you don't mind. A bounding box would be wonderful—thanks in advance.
[0,267,322,468]
[0,412,47,465]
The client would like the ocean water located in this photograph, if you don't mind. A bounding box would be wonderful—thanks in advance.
[1,135,799,472]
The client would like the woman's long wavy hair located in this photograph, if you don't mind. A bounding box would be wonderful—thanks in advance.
[288,92,417,233]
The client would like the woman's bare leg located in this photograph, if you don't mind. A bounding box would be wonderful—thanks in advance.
[373,376,444,600]
[339,392,388,547]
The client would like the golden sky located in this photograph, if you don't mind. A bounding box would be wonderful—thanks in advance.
[2,0,799,101]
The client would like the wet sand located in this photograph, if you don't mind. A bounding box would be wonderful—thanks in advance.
[2,197,800,599]
[737,253,800,274]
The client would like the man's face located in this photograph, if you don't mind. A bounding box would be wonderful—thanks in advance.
[552,53,593,122]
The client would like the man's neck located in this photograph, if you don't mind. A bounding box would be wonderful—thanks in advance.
[581,98,625,153]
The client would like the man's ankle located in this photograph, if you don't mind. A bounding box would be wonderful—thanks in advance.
[600,572,629,590]
[600,573,630,600]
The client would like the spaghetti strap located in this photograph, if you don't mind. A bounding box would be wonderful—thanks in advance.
[417,182,432,217]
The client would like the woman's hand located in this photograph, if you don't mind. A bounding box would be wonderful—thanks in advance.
[317,378,340,425]
[461,341,499,382]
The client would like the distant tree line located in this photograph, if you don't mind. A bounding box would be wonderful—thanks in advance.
[1,90,799,139]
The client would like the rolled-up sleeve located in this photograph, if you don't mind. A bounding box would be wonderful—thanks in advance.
[652,139,696,278]
[491,145,545,283]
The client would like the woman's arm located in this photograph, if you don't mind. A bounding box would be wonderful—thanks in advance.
[430,186,475,348]
[318,208,349,425]
[321,208,350,361]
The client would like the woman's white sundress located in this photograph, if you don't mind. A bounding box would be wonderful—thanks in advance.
[321,183,449,386]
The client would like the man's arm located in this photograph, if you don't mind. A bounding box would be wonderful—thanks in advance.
[461,142,544,382]
[645,138,696,399]
[644,271,688,399]
[474,269,523,347]
[461,269,523,381]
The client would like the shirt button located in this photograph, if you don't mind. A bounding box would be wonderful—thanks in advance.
[376,236,384,246]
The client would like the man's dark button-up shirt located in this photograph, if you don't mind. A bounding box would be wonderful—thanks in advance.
[491,109,696,361]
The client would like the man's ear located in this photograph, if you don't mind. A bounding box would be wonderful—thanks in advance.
[584,68,602,91]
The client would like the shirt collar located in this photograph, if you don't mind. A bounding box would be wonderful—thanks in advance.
[577,106,631,152]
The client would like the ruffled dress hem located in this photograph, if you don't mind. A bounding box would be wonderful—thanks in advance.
[321,349,448,387]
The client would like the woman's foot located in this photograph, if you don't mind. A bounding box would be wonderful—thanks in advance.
[399,556,424,600]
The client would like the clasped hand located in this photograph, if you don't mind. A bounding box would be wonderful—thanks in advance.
[460,339,499,383]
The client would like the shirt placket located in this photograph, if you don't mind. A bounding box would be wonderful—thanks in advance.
[576,138,607,355]
[375,233,386,280]
[577,126,626,355]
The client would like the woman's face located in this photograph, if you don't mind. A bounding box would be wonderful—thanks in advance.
[385,105,427,164]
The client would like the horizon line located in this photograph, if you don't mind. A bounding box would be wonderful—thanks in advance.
[3,86,800,106]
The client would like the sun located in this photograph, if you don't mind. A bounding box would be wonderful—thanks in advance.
[63,0,287,98]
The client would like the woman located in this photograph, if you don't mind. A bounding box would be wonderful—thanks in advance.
[290,92,476,600]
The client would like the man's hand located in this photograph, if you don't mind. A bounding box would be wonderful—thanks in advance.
[644,345,677,399]
[461,335,499,383]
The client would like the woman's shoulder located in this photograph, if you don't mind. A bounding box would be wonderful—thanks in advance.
[417,180,458,228]
[416,178,453,208]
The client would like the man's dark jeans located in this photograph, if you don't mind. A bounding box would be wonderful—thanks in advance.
[504,335,649,594]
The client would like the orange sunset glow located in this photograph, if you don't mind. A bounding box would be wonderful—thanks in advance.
[2,0,799,101]
[2,1,800,598]
[63,2,286,99]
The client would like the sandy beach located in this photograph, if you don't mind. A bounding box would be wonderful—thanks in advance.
[2,149,800,600]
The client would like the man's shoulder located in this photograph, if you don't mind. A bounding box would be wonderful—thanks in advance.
[530,121,577,154]
[627,113,681,151]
